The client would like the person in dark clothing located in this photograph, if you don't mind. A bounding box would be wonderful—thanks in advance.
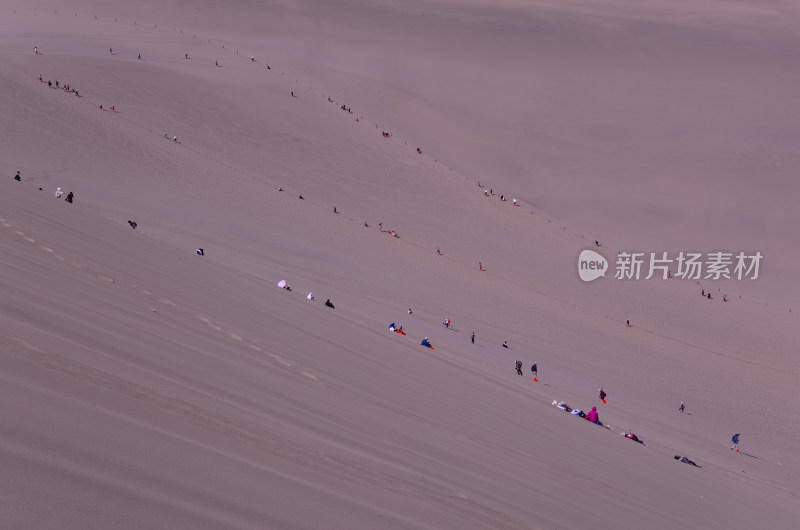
[471,332,475,344]
[14,171,21,181]
[531,362,538,377]
[515,360,523,375]
[502,341,508,348]
[674,456,701,467]
[599,388,607,403]
[128,220,137,229]
[325,299,335,309]
[196,248,204,256]
[65,192,74,203]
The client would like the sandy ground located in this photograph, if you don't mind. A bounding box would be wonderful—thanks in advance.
[1,2,798,529]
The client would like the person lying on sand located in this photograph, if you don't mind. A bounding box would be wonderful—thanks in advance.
[674,456,701,467]
[622,431,645,444]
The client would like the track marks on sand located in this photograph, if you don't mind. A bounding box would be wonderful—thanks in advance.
[195,315,320,382]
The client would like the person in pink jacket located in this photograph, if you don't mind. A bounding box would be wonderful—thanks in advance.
[586,406,601,424]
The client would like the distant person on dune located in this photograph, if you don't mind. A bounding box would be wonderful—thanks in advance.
[196,248,204,256]
[65,192,74,204]
[679,402,685,413]
[731,433,740,452]
[502,341,508,348]
[128,220,137,229]
[599,388,607,403]
[325,299,335,309]
[515,360,523,375]
[471,332,475,344]
[55,187,62,198]
[14,171,21,181]
[531,362,537,377]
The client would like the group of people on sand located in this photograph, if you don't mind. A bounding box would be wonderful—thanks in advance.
[40,75,80,97]
[514,361,537,378]
[277,281,335,309]
[477,181,518,207]
[700,288,729,302]
[11,171,74,204]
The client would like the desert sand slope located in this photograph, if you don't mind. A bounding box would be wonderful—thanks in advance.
[1,179,797,530]
[1,2,799,529]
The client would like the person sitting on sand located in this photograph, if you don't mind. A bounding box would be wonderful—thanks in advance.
[307,292,314,301]
[586,406,601,424]
[14,171,21,181]
[55,187,63,198]
[502,341,508,348]
[389,323,396,332]
[65,192,74,204]
[325,299,335,309]
[421,337,432,348]
[128,220,138,229]
[674,455,701,467]
[196,248,204,256]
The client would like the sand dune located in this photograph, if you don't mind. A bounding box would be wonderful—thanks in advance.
[1,2,798,528]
